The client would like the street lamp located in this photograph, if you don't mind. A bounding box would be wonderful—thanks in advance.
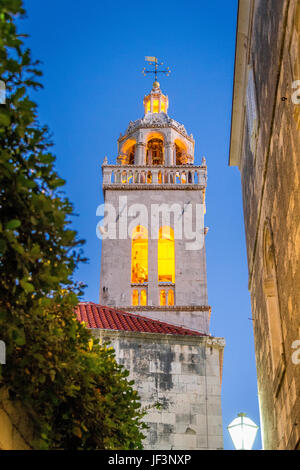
[227,412,259,450]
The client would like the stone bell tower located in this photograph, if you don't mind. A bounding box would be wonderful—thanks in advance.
[99,78,210,334]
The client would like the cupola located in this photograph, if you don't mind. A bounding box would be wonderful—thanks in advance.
[143,80,169,115]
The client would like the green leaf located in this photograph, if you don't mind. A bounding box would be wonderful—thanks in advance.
[20,279,34,293]
[13,328,26,346]
[39,154,55,164]
[5,219,21,230]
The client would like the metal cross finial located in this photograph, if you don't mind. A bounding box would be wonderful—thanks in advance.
[142,56,171,82]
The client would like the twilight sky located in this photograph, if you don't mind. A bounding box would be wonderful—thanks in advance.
[21,0,262,449]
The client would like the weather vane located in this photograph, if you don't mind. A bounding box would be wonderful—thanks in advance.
[142,57,171,82]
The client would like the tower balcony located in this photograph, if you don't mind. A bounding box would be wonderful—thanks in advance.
[102,164,207,190]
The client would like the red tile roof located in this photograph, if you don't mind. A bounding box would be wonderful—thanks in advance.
[75,302,206,337]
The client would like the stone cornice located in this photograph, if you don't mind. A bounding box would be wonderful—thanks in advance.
[206,337,226,350]
[92,328,224,349]
[118,116,195,144]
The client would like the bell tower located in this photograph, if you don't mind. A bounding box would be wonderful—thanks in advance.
[99,61,210,334]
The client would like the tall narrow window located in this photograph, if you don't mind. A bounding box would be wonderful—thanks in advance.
[132,290,139,306]
[147,138,164,165]
[168,289,174,306]
[131,226,148,284]
[158,226,175,283]
[140,289,147,306]
[160,289,166,306]
[153,99,159,113]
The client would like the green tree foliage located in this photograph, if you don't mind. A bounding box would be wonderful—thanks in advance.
[0,0,147,449]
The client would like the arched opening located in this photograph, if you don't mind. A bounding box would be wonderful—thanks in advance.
[128,146,135,165]
[152,99,159,113]
[168,289,174,306]
[160,289,166,306]
[147,138,164,165]
[121,139,136,165]
[131,226,148,284]
[132,289,139,306]
[158,226,175,283]
[174,139,188,165]
[140,289,147,306]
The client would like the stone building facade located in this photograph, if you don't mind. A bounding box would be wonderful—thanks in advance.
[93,78,225,449]
[76,303,224,450]
[229,0,300,450]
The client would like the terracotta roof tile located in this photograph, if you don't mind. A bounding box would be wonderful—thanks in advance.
[75,302,206,337]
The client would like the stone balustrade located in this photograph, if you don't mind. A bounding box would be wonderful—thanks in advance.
[102,164,207,188]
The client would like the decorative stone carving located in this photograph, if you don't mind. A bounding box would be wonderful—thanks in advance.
[206,337,226,349]
[125,114,193,142]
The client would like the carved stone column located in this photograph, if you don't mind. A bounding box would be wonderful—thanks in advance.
[135,143,146,165]
[165,142,175,166]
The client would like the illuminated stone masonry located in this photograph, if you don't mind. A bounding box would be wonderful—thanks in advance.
[96,79,225,449]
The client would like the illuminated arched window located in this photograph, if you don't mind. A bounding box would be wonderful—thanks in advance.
[131,226,148,284]
[168,289,174,306]
[160,289,166,306]
[140,289,147,306]
[175,140,188,165]
[153,99,159,113]
[158,226,175,283]
[147,138,164,165]
[128,145,135,165]
[132,290,139,306]
[121,139,136,165]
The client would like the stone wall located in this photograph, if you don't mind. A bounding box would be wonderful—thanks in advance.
[0,388,34,450]
[230,0,300,450]
[92,328,224,450]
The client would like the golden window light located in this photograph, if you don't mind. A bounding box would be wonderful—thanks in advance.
[160,289,166,306]
[158,226,175,283]
[153,99,159,113]
[168,289,174,306]
[132,289,139,306]
[140,289,147,306]
[131,225,148,284]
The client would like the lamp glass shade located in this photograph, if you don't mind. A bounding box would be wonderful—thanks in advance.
[227,414,258,450]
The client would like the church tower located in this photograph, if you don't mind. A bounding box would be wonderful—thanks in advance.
[99,75,210,335]
[91,61,225,449]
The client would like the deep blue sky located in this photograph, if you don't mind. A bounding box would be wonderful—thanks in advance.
[21,0,261,450]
